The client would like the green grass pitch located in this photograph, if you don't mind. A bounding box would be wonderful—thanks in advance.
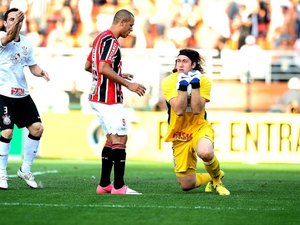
[0,159,299,225]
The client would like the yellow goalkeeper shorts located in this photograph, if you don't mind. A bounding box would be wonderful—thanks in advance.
[172,123,214,177]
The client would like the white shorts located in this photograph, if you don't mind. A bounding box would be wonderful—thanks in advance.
[90,102,128,136]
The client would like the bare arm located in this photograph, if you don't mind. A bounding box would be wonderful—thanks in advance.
[190,89,206,114]
[84,60,92,73]
[1,10,24,46]
[189,70,205,114]
[100,62,130,87]
[169,91,188,116]
[99,61,146,96]
[121,73,134,81]
[29,64,50,81]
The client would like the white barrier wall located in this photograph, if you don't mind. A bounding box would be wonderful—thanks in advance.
[39,111,300,163]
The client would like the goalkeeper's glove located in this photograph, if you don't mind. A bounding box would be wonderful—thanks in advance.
[177,72,190,91]
[188,70,201,89]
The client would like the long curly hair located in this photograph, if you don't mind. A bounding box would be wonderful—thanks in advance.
[172,49,205,74]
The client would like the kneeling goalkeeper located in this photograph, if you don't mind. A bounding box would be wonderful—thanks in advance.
[161,49,230,195]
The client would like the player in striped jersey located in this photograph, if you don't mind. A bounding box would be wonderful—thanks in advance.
[161,49,230,195]
[85,9,146,195]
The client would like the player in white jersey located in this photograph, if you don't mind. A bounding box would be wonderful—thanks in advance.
[0,8,50,190]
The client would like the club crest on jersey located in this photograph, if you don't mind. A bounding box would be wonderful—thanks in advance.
[10,53,21,64]
[22,46,29,55]
[2,115,11,125]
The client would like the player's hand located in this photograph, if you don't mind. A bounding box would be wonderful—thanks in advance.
[177,72,190,92]
[127,82,146,96]
[41,70,50,81]
[188,70,201,84]
[188,70,201,89]
[122,73,134,81]
[16,10,25,23]
[177,72,190,86]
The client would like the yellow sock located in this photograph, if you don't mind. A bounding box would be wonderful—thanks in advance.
[196,173,212,187]
[203,155,221,184]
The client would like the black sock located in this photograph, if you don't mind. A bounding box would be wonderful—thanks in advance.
[112,144,126,189]
[99,142,113,187]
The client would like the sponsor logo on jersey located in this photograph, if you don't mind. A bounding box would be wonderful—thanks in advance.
[173,131,193,141]
[11,87,25,96]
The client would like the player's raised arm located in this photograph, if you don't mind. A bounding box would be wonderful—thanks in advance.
[1,10,24,45]
[169,72,189,116]
[189,70,205,114]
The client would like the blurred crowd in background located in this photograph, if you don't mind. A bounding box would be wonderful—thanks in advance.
[1,0,300,51]
[0,0,300,113]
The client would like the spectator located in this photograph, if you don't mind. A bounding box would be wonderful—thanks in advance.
[270,76,300,113]
[270,0,296,49]
[4,0,299,51]
[239,35,267,81]
[25,19,43,47]
[295,0,300,39]
[236,3,252,49]
[250,1,271,49]
[45,18,74,49]
[0,14,5,31]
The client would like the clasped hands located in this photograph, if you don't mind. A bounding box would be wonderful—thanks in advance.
[177,70,201,91]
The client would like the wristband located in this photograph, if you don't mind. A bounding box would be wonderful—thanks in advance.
[191,82,200,89]
[178,85,188,91]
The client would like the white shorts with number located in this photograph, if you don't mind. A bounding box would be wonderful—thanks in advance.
[90,102,128,136]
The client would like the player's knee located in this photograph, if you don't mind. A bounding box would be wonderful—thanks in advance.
[28,122,44,137]
[1,129,13,139]
[197,149,214,161]
[179,180,195,191]
[177,173,196,191]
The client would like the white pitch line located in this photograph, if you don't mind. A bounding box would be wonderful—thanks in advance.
[7,170,58,178]
[0,202,286,211]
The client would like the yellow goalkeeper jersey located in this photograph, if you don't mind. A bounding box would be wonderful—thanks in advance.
[161,72,212,142]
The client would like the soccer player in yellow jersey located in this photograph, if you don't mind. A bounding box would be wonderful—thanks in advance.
[161,49,230,195]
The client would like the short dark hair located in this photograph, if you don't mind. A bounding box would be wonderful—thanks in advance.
[3,8,19,21]
[113,9,134,24]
